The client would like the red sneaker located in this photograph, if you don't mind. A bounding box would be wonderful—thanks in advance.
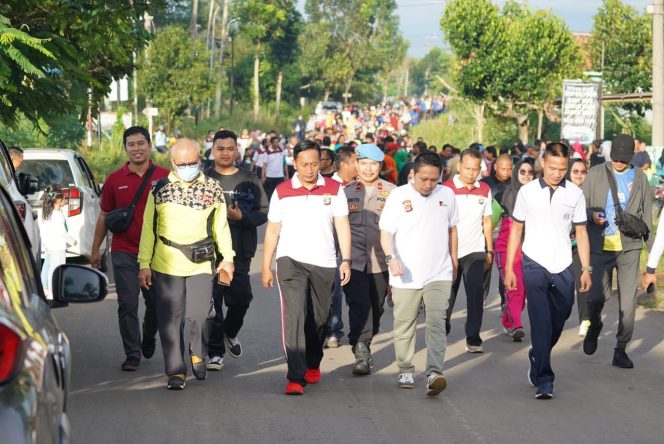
[285,381,304,395]
[304,368,321,384]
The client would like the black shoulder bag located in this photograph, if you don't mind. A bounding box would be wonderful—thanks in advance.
[105,164,156,234]
[606,168,649,240]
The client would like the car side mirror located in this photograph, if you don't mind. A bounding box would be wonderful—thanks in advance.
[51,264,108,304]
[17,172,38,196]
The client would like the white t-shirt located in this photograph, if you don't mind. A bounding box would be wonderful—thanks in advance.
[268,174,348,268]
[379,183,459,289]
[512,178,587,273]
[262,149,285,178]
[38,209,75,252]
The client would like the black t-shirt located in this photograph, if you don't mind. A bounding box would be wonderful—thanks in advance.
[205,168,269,259]
[481,175,509,203]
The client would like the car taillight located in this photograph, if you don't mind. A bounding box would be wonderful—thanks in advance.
[0,323,21,384]
[14,201,27,220]
[63,187,82,217]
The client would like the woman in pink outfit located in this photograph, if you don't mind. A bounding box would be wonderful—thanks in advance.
[494,159,535,341]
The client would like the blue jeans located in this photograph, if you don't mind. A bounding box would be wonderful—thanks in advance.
[326,271,344,339]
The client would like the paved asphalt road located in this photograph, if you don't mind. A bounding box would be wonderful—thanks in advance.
[55,246,664,444]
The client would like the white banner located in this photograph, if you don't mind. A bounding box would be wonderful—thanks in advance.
[561,81,601,145]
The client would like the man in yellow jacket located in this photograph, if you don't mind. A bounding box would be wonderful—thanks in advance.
[138,139,235,390]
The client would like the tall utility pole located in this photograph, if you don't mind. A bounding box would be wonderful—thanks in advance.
[652,0,664,148]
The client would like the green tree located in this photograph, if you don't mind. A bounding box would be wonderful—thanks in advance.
[0,14,56,126]
[2,1,167,125]
[138,26,211,130]
[237,0,287,120]
[299,0,407,103]
[410,47,453,97]
[441,0,506,142]
[589,0,652,114]
[267,1,302,117]
[493,10,582,141]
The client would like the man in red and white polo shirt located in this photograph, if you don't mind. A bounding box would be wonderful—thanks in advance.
[442,148,493,353]
[261,139,352,395]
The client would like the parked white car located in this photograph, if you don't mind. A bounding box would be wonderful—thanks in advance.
[19,149,110,271]
[0,139,40,261]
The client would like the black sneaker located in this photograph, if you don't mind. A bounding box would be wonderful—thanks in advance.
[351,343,371,376]
[141,337,156,359]
[224,335,242,358]
[121,357,140,371]
[583,321,603,355]
[612,348,634,369]
[167,374,186,390]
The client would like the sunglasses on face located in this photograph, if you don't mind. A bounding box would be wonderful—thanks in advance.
[518,169,534,176]
[572,169,587,175]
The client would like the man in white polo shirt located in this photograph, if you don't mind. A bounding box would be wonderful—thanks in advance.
[442,148,493,353]
[261,136,288,200]
[262,139,351,396]
[505,142,591,400]
[380,151,458,396]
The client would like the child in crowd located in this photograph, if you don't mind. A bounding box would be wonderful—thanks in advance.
[38,184,76,299]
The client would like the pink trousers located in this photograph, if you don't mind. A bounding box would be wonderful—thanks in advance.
[494,251,526,330]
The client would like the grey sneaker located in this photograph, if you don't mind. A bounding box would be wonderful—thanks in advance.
[426,373,448,396]
[224,335,242,358]
[167,374,186,390]
[398,372,415,389]
[207,355,224,371]
[465,344,485,353]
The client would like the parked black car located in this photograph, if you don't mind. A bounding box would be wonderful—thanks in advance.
[0,180,108,443]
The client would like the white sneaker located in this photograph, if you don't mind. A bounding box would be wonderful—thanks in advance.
[578,320,590,337]
[398,372,415,389]
[426,373,448,396]
[325,336,339,348]
[207,356,224,371]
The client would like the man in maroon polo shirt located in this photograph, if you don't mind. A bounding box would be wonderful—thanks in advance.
[91,126,169,371]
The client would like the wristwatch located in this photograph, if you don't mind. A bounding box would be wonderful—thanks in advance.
[582,265,593,273]
[385,254,393,264]
[341,258,352,266]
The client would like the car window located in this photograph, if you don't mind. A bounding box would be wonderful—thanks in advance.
[0,146,13,189]
[19,159,76,191]
[76,156,99,194]
[0,190,39,307]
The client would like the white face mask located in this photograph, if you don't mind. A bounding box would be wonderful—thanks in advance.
[177,164,200,181]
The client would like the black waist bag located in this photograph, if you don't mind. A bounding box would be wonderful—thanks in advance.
[160,236,216,263]
[105,164,155,234]
[606,168,649,240]
[105,207,135,234]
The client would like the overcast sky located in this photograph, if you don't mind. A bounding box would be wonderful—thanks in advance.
[398,0,651,57]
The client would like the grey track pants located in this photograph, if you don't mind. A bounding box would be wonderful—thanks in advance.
[152,271,214,376]
[587,249,641,348]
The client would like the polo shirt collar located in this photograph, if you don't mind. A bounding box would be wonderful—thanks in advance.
[452,174,480,189]
[291,172,325,189]
[122,160,155,176]
[538,177,566,189]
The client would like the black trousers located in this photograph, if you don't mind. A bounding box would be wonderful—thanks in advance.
[276,257,336,384]
[447,252,486,346]
[152,271,214,376]
[111,252,158,361]
[264,176,284,201]
[343,268,389,346]
[207,257,253,357]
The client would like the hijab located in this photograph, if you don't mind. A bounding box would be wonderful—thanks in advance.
[500,158,535,216]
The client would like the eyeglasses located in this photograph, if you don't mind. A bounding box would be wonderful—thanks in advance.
[175,161,199,168]
[571,169,587,175]
[518,169,534,176]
